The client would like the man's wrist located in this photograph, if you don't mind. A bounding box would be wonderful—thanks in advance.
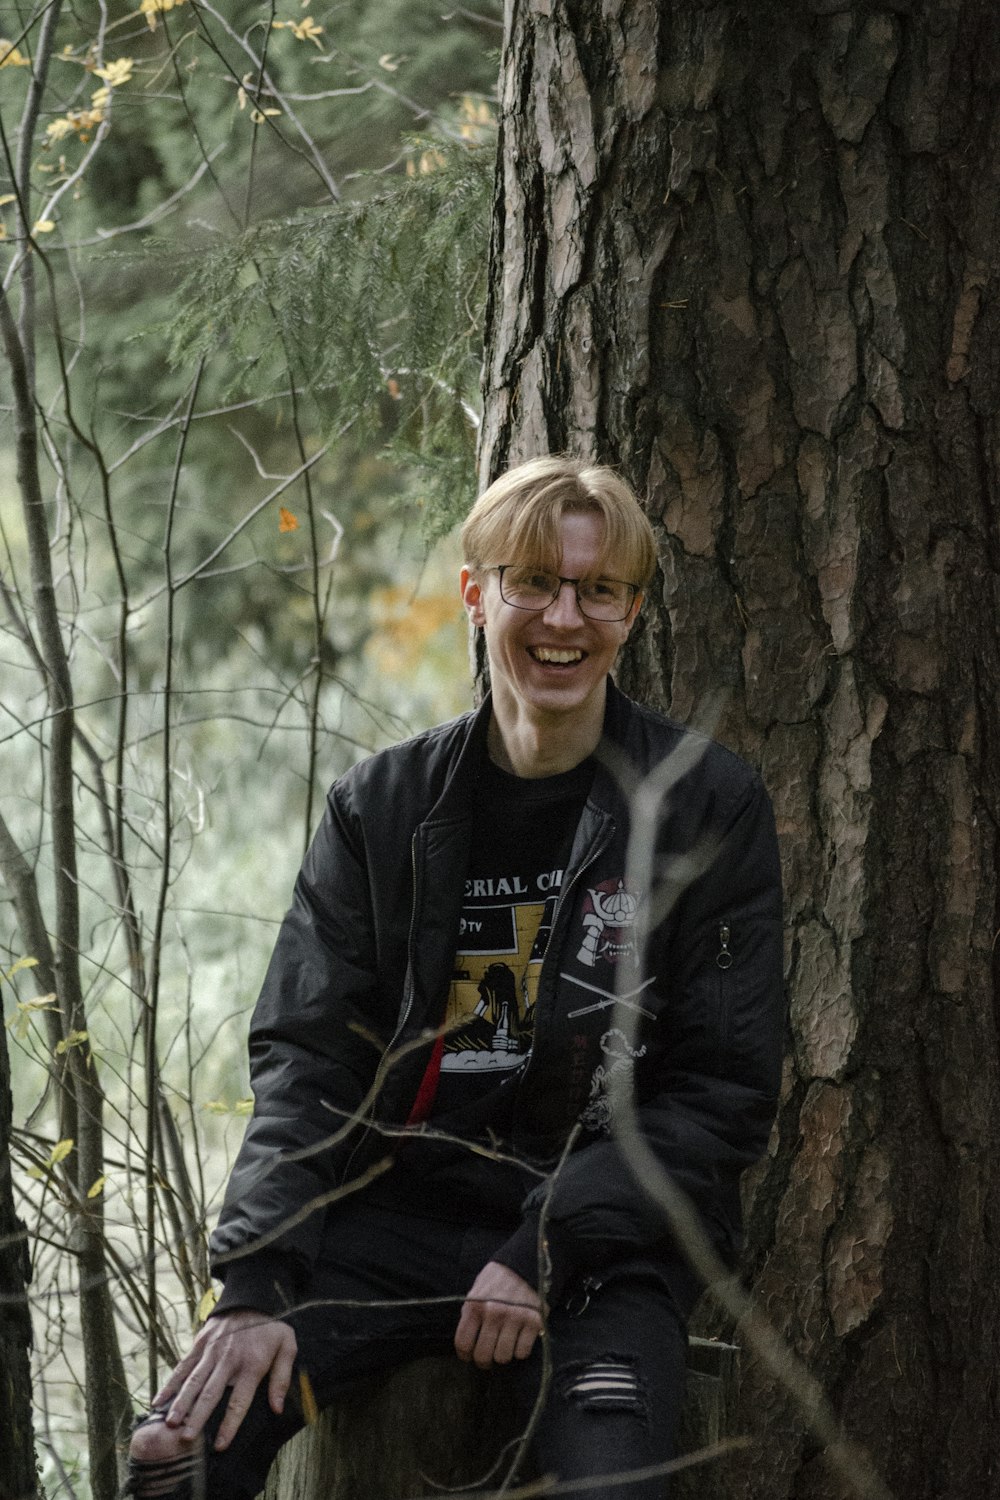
[213,1249,300,1318]
[490,1214,572,1307]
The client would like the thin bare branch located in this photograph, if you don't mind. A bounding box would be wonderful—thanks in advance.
[189,0,342,203]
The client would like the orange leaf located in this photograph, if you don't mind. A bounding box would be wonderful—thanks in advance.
[278,507,299,533]
[300,1369,318,1424]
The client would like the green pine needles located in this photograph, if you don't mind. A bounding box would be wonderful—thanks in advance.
[168,137,495,533]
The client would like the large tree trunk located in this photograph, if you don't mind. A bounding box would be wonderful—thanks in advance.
[479,2,1000,1497]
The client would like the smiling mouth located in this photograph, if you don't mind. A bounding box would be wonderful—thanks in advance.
[529,647,585,665]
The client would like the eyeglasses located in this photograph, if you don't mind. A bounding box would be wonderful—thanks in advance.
[490,565,640,622]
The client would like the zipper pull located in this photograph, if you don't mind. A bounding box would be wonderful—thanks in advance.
[565,1275,603,1317]
[716,922,733,970]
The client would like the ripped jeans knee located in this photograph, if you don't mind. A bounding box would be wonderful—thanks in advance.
[556,1355,650,1424]
[123,1409,205,1500]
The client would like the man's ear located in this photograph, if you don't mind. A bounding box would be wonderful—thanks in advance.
[460,566,486,627]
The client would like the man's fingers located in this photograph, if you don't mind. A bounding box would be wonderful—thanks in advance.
[457,1300,542,1369]
[175,1356,234,1439]
[486,1305,542,1367]
[213,1376,258,1451]
[268,1332,297,1415]
[468,1308,500,1370]
[454,1301,481,1361]
[153,1371,183,1409]
[155,1342,203,1411]
[513,1319,539,1360]
[490,1316,520,1366]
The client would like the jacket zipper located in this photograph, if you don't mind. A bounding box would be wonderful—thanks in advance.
[715,919,734,1059]
[511,810,615,1104]
[716,921,733,970]
[394,831,423,1041]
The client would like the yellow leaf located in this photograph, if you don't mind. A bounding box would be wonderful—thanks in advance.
[87,1175,106,1199]
[202,1097,254,1116]
[378,53,400,72]
[197,1287,218,1323]
[0,226,7,241]
[300,1369,319,1424]
[234,1097,253,1116]
[6,992,58,1040]
[289,17,323,45]
[138,0,188,30]
[46,105,104,143]
[27,1166,45,1181]
[33,220,56,234]
[237,85,247,111]
[0,193,16,207]
[91,86,111,110]
[278,507,299,533]
[2,955,39,982]
[49,1138,74,1165]
[55,1028,88,1054]
[93,57,133,87]
[0,40,31,67]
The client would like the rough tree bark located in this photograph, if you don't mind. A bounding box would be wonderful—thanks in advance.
[479,2,1000,1497]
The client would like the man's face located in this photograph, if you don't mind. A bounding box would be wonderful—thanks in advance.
[460,511,641,726]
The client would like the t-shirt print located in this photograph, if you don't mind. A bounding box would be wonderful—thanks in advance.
[442,868,563,1073]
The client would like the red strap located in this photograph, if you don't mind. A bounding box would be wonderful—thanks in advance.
[405,1033,444,1124]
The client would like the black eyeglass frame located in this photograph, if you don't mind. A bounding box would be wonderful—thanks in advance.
[489,565,640,623]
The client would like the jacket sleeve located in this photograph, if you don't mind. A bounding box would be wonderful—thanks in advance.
[494,775,784,1298]
[208,782,393,1312]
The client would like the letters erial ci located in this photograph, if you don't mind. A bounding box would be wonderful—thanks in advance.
[463,870,564,898]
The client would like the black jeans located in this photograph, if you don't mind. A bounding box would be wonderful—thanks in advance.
[138,1202,700,1500]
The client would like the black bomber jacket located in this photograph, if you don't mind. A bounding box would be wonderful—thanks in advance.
[209,681,785,1313]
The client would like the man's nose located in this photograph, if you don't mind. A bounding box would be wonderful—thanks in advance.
[541,579,585,626]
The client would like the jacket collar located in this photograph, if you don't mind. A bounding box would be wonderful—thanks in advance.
[427,676,642,825]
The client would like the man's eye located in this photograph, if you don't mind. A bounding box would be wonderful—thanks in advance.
[581,580,618,601]
[509,569,555,592]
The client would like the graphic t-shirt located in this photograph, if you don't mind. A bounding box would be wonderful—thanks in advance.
[368,748,593,1223]
[432,752,593,1115]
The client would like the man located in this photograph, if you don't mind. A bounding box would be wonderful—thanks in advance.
[127,456,784,1499]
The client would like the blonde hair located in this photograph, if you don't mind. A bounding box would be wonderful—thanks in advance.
[461,456,657,586]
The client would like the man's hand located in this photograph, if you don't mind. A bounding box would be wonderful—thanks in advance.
[154,1307,297,1451]
[454,1261,543,1369]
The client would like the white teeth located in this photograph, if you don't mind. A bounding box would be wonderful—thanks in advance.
[532,647,583,664]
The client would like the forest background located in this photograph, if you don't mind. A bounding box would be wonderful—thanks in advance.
[1,2,500,1495]
[7,4,1000,1500]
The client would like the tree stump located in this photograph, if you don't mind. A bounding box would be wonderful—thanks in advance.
[263,1337,738,1500]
